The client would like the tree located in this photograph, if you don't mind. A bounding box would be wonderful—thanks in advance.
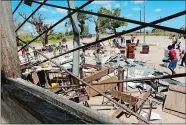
[19,12,53,47]
[109,8,128,35]
[14,16,23,46]
[97,7,128,35]
[66,9,92,36]
[82,25,89,35]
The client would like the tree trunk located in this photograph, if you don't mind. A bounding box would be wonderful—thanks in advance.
[1,0,21,79]
[113,28,117,35]
[95,22,101,48]
[40,32,48,47]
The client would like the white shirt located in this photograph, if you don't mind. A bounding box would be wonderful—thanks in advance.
[176,38,182,46]
[172,37,176,44]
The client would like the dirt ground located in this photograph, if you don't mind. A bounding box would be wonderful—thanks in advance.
[19,35,186,81]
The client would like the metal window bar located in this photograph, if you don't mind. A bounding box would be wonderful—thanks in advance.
[12,0,23,14]
[32,0,186,34]
[15,0,48,32]
[19,10,185,68]
[18,0,94,52]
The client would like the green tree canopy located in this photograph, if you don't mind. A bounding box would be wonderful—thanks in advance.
[97,7,128,34]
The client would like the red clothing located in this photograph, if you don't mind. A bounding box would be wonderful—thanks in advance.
[21,49,25,55]
[168,49,178,61]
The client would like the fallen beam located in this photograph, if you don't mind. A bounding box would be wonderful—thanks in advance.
[85,76,118,97]
[83,67,116,83]
[82,64,102,70]
[111,91,138,105]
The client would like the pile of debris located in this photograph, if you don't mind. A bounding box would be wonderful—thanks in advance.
[20,54,186,123]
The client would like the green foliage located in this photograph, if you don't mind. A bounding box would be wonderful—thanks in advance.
[20,32,73,44]
[82,25,89,35]
[97,7,128,34]
[97,7,111,33]
[66,9,92,35]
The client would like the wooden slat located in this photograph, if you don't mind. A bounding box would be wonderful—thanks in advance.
[32,72,39,85]
[85,76,117,97]
[111,91,138,105]
[82,64,102,70]
[163,85,186,119]
[169,84,186,93]
[135,90,151,112]
[83,67,116,83]
[111,107,123,118]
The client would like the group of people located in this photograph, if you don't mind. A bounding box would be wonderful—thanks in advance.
[108,37,125,48]
[167,35,186,75]
[47,42,69,56]
[21,46,39,62]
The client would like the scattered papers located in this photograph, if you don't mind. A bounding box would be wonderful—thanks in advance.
[141,112,161,120]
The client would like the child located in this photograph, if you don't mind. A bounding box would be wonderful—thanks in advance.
[52,44,57,56]
[176,36,182,50]
[58,42,62,54]
[48,45,53,52]
[93,48,104,66]
[172,35,177,49]
[167,45,178,75]
[179,49,186,66]
[21,47,25,58]
[33,47,38,61]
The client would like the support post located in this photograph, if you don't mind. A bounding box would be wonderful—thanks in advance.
[1,0,21,80]
[118,67,124,92]
[67,0,81,77]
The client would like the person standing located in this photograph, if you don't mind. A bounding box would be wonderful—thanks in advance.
[64,45,69,57]
[80,49,86,66]
[176,36,182,50]
[52,44,57,56]
[58,42,63,54]
[167,45,178,75]
[180,52,186,66]
[131,34,134,42]
[108,39,112,47]
[33,47,39,61]
[172,35,177,49]
[25,47,31,63]
[21,47,26,58]
[93,48,104,66]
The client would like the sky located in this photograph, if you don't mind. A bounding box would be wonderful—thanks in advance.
[11,0,186,35]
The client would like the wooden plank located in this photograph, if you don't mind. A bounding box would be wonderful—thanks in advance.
[32,72,39,85]
[118,68,124,92]
[111,91,138,105]
[85,76,117,97]
[111,107,123,118]
[135,90,151,112]
[82,64,102,70]
[163,85,186,119]
[169,84,186,93]
[83,68,116,83]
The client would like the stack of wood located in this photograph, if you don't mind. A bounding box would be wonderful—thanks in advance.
[126,43,135,58]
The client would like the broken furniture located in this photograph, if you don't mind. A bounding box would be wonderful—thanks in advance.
[163,85,186,119]
[140,45,149,54]
[126,43,135,59]
[110,89,152,119]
